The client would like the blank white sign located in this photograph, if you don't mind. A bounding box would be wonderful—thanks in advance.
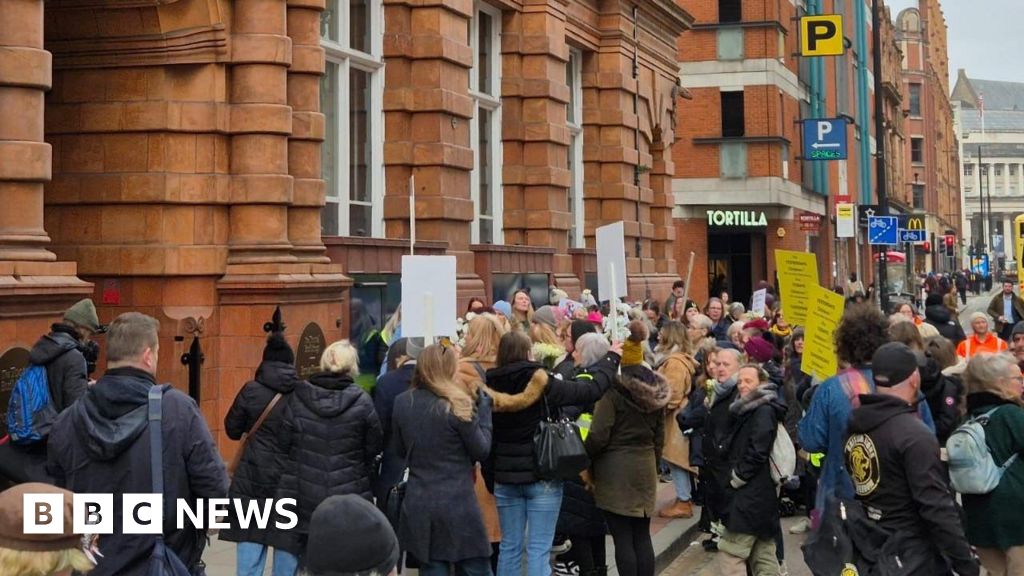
[401,255,457,339]
[596,221,627,303]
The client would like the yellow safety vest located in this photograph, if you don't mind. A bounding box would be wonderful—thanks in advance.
[809,452,824,468]
[577,413,593,440]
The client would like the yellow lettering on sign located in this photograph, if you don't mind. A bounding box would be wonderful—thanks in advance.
[775,249,819,326]
[800,15,844,57]
[906,218,924,230]
[802,285,846,379]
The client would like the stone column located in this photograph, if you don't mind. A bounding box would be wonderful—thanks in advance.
[228,0,296,265]
[287,0,330,263]
[500,3,573,273]
[0,0,53,262]
[381,0,475,271]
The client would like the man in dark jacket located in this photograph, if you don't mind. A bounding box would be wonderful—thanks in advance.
[220,330,302,574]
[843,343,979,576]
[923,293,966,345]
[700,347,743,551]
[987,281,1024,342]
[47,312,228,576]
[0,298,103,484]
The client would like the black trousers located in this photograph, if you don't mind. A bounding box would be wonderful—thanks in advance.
[602,512,654,576]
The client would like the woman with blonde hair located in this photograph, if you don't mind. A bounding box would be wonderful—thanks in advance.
[392,343,494,576]
[654,322,699,519]
[960,352,1024,575]
[0,483,96,576]
[272,340,383,562]
[511,289,534,332]
[455,313,507,567]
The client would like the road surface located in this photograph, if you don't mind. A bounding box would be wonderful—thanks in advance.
[660,516,811,576]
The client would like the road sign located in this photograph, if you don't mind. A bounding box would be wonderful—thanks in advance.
[800,15,844,56]
[898,229,926,243]
[803,118,848,160]
[868,215,898,245]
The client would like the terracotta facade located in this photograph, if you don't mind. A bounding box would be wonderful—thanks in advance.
[0,0,691,451]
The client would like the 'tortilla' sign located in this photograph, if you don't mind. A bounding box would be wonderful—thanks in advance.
[707,210,768,227]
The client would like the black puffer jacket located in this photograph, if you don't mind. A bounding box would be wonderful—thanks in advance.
[220,361,300,544]
[485,353,620,485]
[29,323,89,413]
[917,355,962,445]
[924,305,966,344]
[719,384,786,539]
[47,368,228,576]
[270,371,383,554]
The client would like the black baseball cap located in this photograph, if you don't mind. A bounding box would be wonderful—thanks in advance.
[871,342,918,387]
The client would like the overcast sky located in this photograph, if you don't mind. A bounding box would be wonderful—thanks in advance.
[886,0,1024,86]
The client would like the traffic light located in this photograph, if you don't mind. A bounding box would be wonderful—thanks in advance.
[923,241,931,253]
[944,235,955,256]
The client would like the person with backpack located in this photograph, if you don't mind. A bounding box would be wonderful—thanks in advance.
[957,352,1024,575]
[1,298,102,484]
[220,331,302,576]
[842,343,979,576]
[46,312,229,576]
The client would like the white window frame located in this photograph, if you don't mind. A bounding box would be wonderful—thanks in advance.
[321,0,385,238]
[567,48,584,249]
[469,2,504,245]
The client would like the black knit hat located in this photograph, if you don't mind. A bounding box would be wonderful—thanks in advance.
[262,331,295,365]
[570,319,597,347]
[305,495,400,576]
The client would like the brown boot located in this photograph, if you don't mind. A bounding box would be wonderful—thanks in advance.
[658,499,694,519]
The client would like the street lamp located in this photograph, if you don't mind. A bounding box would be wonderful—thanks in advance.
[872,0,890,312]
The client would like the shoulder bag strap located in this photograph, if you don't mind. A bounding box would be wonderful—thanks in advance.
[148,386,164,495]
[472,362,487,382]
[228,393,283,474]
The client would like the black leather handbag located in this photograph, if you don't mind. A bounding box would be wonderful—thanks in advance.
[534,396,590,480]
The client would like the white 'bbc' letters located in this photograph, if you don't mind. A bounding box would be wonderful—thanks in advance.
[22,493,64,535]
[73,494,114,535]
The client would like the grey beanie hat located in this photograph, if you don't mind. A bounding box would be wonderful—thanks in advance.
[533,305,558,329]
[406,337,425,360]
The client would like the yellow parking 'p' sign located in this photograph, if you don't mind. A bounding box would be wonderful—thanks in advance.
[801,15,844,56]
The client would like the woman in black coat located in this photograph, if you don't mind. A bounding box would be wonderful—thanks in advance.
[392,343,494,576]
[485,331,621,576]
[715,364,786,576]
[269,340,383,561]
[220,332,302,575]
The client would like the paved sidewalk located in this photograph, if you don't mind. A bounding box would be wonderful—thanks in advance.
[203,482,701,576]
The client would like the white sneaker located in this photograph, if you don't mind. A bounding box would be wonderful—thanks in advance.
[779,560,790,576]
[789,517,811,534]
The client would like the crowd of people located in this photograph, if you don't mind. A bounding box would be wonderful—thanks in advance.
[1,273,1024,576]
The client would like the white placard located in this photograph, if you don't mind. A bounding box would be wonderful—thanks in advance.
[596,221,627,303]
[401,255,457,339]
[836,203,855,238]
[751,288,767,316]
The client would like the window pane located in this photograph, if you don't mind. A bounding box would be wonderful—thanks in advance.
[321,62,339,201]
[913,184,925,209]
[478,108,492,216]
[717,27,743,61]
[477,12,492,95]
[721,91,745,137]
[350,68,371,205]
[909,84,921,116]
[720,142,748,178]
[322,200,340,236]
[350,203,372,237]
[350,0,371,53]
[479,217,493,245]
[321,0,339,41]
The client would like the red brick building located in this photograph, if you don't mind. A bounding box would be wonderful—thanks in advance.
[0,0,692,450]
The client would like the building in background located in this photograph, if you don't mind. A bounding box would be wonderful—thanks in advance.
[0,0,692,449]
[897,0,961,273]
[952,70,1024,272]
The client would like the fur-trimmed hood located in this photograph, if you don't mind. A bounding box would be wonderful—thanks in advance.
[616,366,670,413]
[729,383,783,416]
[484,360,549,413]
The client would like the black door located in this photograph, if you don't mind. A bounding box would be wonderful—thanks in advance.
[708,233,753,307]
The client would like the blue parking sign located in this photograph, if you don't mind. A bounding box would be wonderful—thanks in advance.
[803,118,848,160]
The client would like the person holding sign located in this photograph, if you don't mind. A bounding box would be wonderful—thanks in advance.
[484,332,622,576]
[798,306,935,516]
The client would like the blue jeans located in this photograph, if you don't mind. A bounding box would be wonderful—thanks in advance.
[495,480,564,576]
[668,464,692,502]
[236,542,298,576]
[420,556,493,576]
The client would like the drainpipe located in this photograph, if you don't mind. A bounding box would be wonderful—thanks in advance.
[855,0,872,206]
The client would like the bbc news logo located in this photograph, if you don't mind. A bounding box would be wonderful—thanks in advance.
[23,494,298,535]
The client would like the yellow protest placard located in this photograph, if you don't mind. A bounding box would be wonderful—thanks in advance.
[801,285,846,379]
[775,250,819,326]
